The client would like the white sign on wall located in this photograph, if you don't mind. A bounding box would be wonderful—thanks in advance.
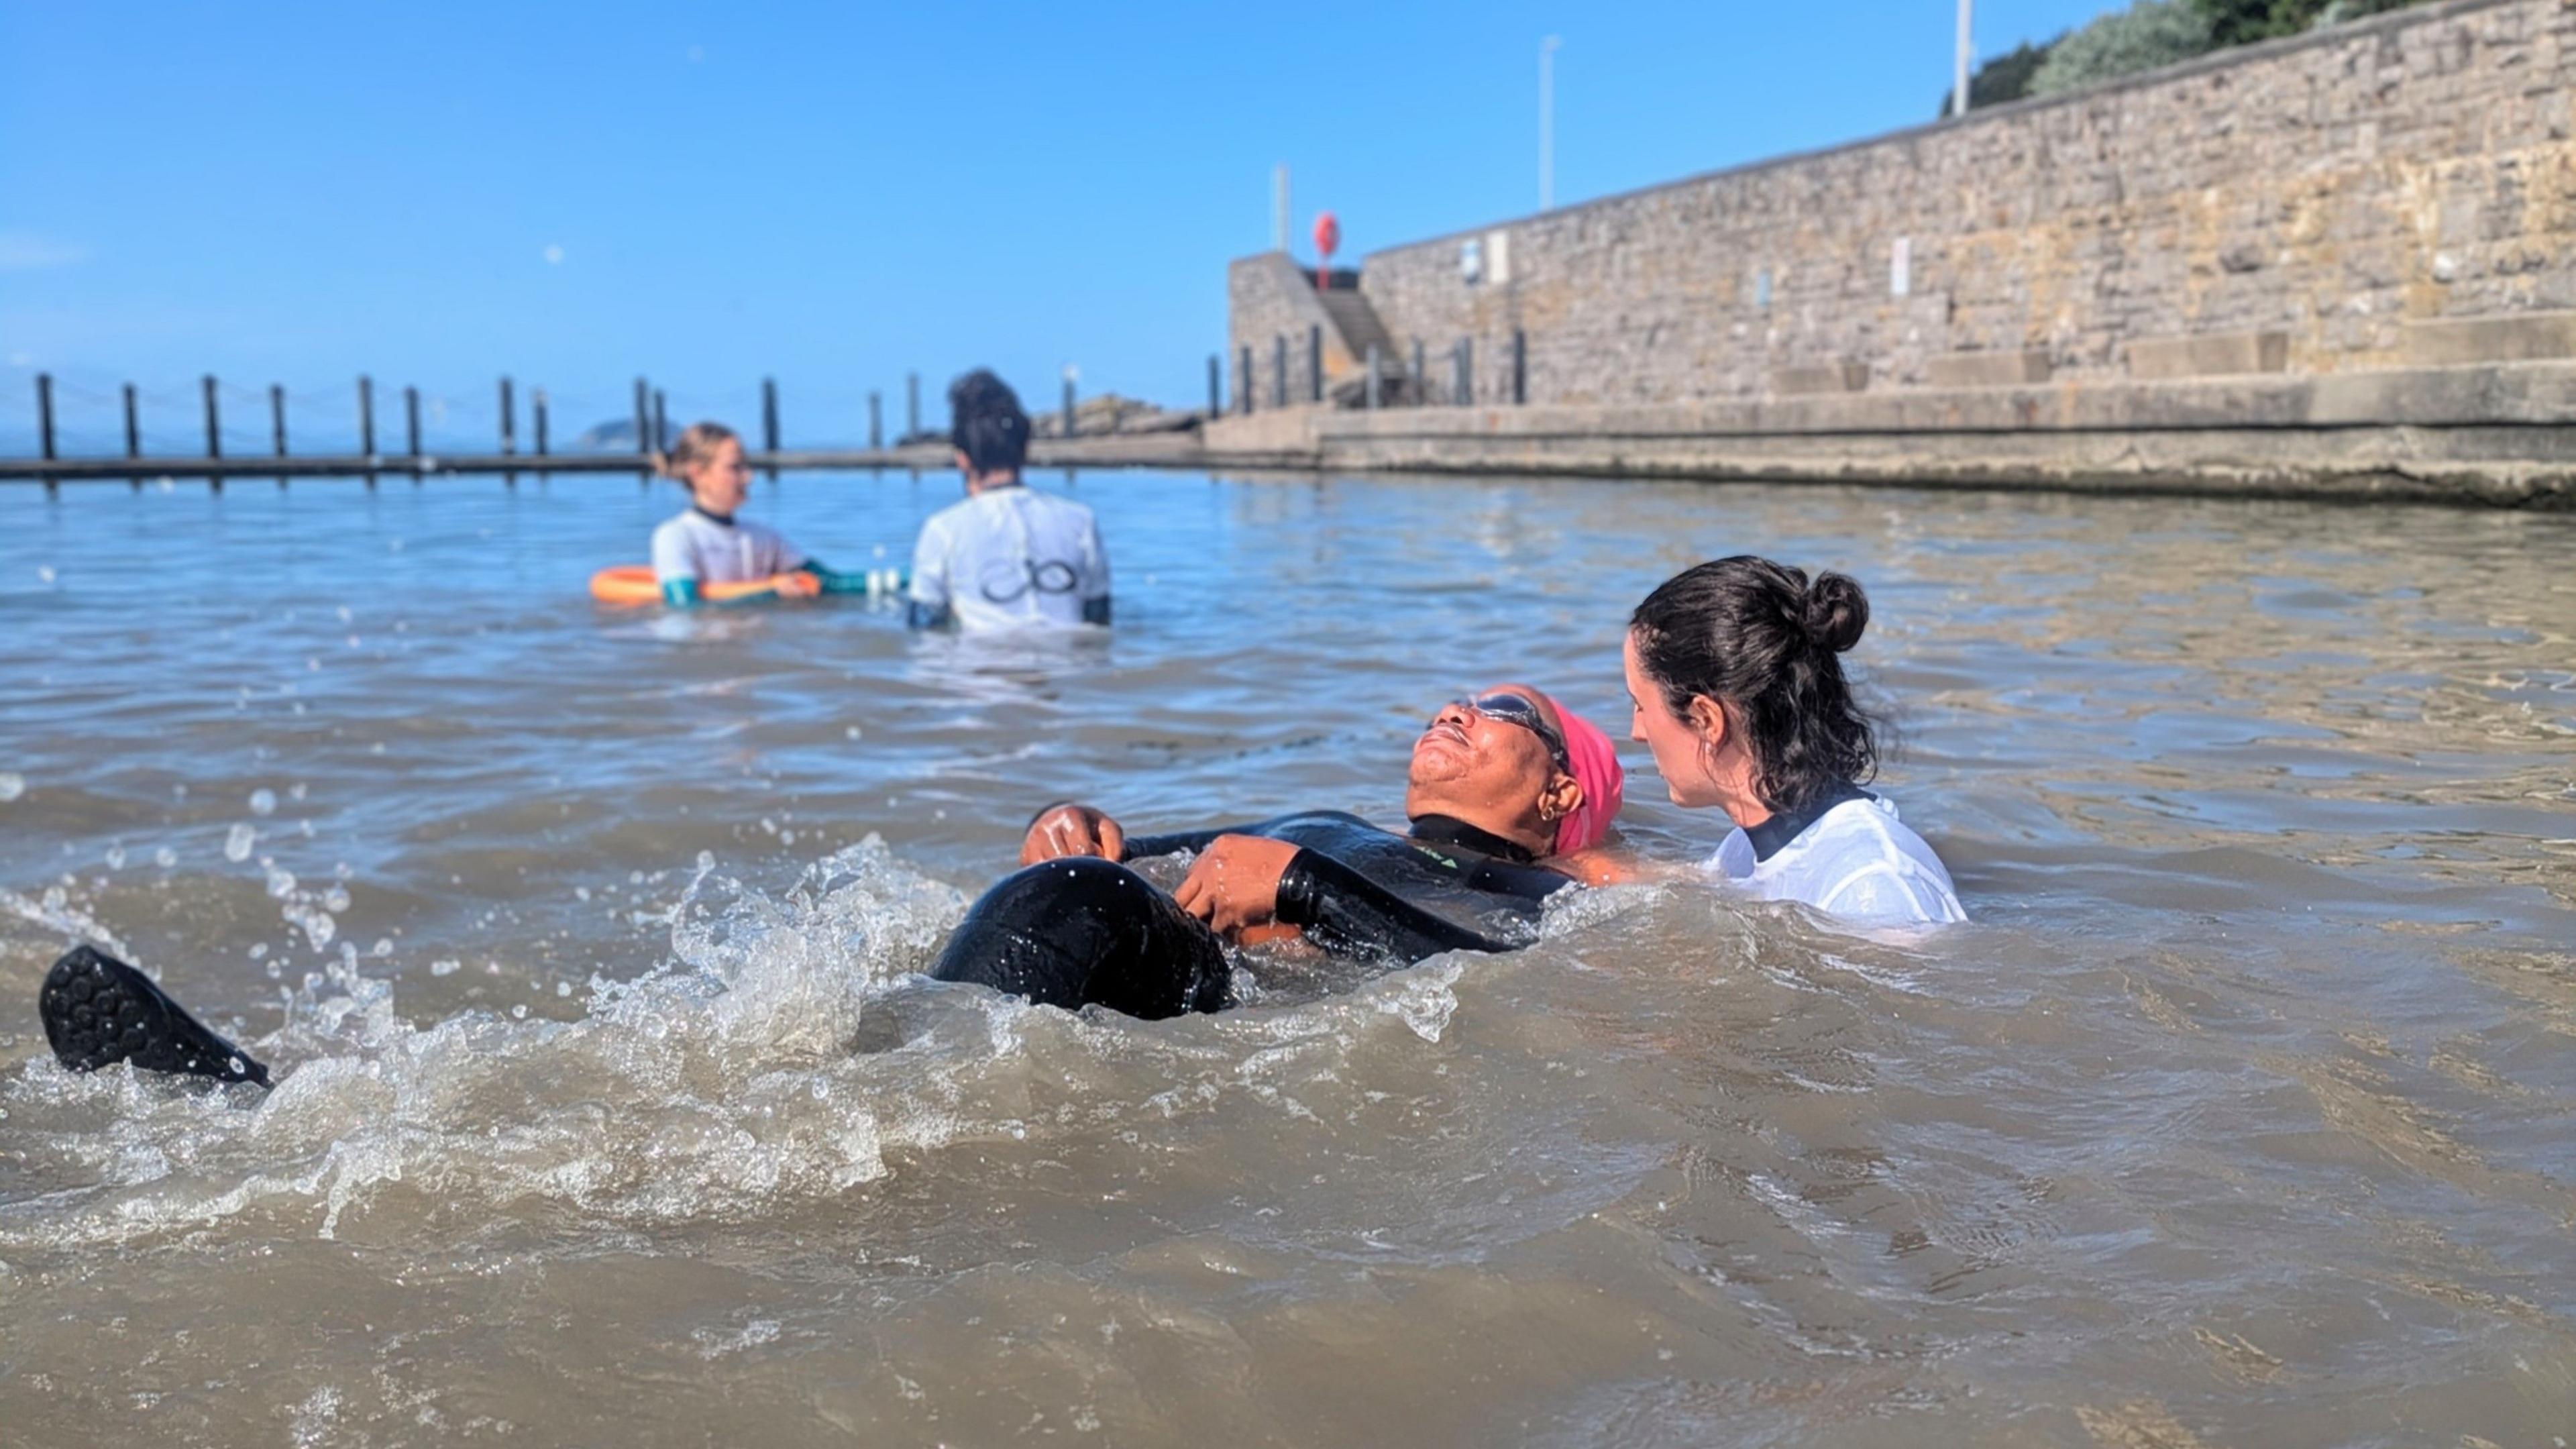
[1890,237,1912,298]
[1487,229,1512,286]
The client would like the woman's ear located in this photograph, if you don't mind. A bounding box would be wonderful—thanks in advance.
[1686,694,1729,747]
[1538,772,1584,825]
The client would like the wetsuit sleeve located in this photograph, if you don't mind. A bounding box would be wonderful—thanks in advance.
[1118,826,1234,859]
[907,517,953,629]
[1080,511,1110,623]
[661,577,706,608]
[1273,849,1517,960]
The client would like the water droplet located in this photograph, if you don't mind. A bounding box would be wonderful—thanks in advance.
[845,725,863,740]
[0,773,22,802]
[36,565,55,584]
[248,943,268,959]
[104,845,126,869]
[248,789,277,816]
[555,981,572,998]
[430,959,461,977]
[224,824,258,861]
[323,887,351,913]
[153,847,177,869]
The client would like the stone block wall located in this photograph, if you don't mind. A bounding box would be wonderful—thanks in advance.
[1303,0,2575,407]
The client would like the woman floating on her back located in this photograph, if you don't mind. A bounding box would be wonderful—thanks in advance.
[1623,557,1964,926]
[651,422,878,608]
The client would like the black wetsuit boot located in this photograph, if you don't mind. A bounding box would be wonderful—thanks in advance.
[929,857,1230,1019]
[38,945,271,1085]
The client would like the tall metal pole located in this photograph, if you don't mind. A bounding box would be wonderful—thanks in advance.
[357,375,374,456]
[34,374,54,461]
[123,384,140,458]
[906,372,920,439]
[533,389,549,456]
[498,376,515,455]
[633,378,651,462]
[1953,0,1974,117]
[203,376,222,459]
[270,384,287,455]
[1540,36,1562,212]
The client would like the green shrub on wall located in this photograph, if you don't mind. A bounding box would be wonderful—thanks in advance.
[2028,0,2216,95]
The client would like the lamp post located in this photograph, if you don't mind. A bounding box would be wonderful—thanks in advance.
[1540,36,1562,212]
[1953,0,1974,117]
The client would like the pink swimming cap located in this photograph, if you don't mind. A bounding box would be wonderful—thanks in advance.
[1545,696,1625,856]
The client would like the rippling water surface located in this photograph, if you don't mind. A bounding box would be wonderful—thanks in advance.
[2,469,2571,1445]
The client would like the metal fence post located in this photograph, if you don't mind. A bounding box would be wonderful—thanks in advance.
[1273,335,1287,409]
[498,376,515,455]
[869,391,883,450]
[906,372,920,439]
[1308,323,1323,404]
[1207,354,1220,417]
[1239,345,1253,415]
[356,376,374,457]
[1365,345,1381,410]
[632,378,651,467]
[407,386,423,458]
[651,390,667,458]
[761,377,780,453]
[123,383,140,458]
[1411,339,1426,406]
[34,374,54,461]
[1453,340,1472,407]
[270,384,287,456]
[1511,329,1527,406]
[533,389,549,456]
[203,375,222,458]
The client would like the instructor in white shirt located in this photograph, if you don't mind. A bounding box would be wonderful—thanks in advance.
[907,369,1111,632]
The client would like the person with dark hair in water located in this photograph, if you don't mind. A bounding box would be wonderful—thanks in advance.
[37,684,1623,1084]
[1624,556,1964,926]
[906,369,1111,632]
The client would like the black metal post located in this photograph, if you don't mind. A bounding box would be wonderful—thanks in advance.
[1411,339,1426,407]
[204,375,222,458]
[869,391,882,450]
[1511,329,1527,406]
[906,372,920,439]
[1208,355,1220,417]
[1366,345,1381,410]
[405,386,421,456]
[633,378,651,462]
[533,389,549,455]
[1062,374,1076,439]
[1239,345,1253,415]
[1309,324,1324,404]
[761,377,780,453]
[1453,339,1472,407]
[123,384,140,458]
[1273,335,1287,409]
[498,376,515,455]
[357,376,374,456]
[35,374,54,461]
[651,390,667,459]
[270,384,287,455]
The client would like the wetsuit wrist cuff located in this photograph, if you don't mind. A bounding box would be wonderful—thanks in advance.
[1273,849,1322,927]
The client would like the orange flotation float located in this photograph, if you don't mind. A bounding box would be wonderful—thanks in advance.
[587,566,805,606]
[588,565,907,606]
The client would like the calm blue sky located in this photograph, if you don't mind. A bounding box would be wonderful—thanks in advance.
[1,0,2114,451]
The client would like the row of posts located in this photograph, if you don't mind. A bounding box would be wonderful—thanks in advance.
[1213,328,1529,415]
[24,370,945,468]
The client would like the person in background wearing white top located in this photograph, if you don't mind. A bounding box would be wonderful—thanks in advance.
[908,370,1110,632]
[1621,557,1966,926]
[651,422,873,608]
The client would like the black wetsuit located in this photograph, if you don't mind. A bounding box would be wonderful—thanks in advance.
[927,810,1578,1019]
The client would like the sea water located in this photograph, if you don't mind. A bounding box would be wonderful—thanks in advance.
[0,470,2570,1444]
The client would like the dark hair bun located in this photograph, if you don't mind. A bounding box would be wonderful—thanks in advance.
[1803,572,1869,653]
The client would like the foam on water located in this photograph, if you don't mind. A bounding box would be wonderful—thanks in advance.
[0,839,1476,1256]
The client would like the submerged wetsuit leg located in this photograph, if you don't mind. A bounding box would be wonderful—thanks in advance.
[928,857,1229,1020]
[38,946,271,1085]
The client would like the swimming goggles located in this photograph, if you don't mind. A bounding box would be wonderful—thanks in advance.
[1444,692,1571,775]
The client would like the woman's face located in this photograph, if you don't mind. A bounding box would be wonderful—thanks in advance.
[1405,682,1568,839]
[1623,631,1722,808]
[684,437,752,515]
